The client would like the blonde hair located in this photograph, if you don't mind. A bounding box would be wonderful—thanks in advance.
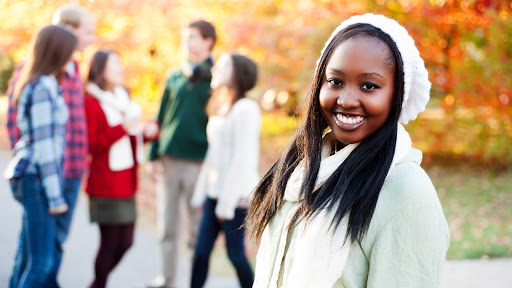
[52,4,88,28]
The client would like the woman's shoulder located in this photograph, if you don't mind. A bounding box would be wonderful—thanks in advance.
[231,98,261,115]
[385,149,437,202]
[32,75,58,92]
[364,149,448,243]
[374,149,444,222]
[35,75,58,86]
[27,75,59,101]
[84,93,102,110]
[85,92,99,103]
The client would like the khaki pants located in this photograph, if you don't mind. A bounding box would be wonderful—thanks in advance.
[157,156,202,287]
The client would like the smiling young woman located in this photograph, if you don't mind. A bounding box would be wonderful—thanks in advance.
[319,36,395,146]
[248,14,449,288]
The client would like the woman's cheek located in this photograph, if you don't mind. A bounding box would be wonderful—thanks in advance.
[319,88,335,110]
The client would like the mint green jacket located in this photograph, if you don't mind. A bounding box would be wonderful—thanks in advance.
[262,149,450,287]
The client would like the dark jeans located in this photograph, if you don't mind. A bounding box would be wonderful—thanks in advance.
[48,177,82,287]
[89,223,135,288]
[9,175,57,288]
[9,176,81,288]
[191,198,254,288]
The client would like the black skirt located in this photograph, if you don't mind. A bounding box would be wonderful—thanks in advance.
[88,196,136,224]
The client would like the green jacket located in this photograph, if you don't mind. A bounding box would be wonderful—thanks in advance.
[149,62,212,161]
[258,149,450,287]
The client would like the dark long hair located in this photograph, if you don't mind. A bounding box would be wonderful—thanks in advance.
[13,25,77,106]
[87,49,118,90]
[206,53,258,116]
[247,23,404,243]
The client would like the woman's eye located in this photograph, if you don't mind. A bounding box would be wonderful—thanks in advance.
[361,83,379,90]
[327,78,343,87]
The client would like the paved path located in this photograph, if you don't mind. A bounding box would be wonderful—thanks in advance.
[443,258,512,288]
[0,149,511,288]
[0,150,238,288]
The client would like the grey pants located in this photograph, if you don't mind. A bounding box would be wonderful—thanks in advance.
[157,156,202,286]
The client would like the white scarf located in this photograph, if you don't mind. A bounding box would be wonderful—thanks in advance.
[255,125,411,287]
[86,83,145,171]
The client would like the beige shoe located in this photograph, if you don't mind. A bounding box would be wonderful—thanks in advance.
[146,276,173,288]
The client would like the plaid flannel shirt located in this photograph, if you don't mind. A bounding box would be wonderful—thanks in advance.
[6,61,88,179]
[4,76,69,209]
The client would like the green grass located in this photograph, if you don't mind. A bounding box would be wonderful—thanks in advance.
[430,166,512,259]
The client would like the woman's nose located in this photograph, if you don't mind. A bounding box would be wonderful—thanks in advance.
[336,87,359,108]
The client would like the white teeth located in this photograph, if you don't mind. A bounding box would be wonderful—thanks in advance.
[336,114,365,125]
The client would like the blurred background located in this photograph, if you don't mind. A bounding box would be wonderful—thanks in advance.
[0,0,511,285]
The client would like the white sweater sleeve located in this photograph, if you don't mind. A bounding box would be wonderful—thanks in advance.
[191,160,208,208]
[215,100,261,220]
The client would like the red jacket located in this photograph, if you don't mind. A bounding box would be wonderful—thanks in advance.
[84,94,138,198]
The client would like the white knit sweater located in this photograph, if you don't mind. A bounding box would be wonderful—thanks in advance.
[191,98,261,220]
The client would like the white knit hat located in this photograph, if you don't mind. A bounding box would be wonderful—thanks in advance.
[317,13,431,125]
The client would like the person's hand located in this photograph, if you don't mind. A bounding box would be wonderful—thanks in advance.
[122,116,140,134]
[216,216,226,222]
[143,121,160,140]
[49,203,68,215]
[145,160,163,182]
[193,204,204,213]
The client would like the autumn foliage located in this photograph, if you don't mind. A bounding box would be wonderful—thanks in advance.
[0,0,511,166]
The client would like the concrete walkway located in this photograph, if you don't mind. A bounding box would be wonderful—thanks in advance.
[443,258,512,288]
[0,150,238,288]
[0,148,511,287]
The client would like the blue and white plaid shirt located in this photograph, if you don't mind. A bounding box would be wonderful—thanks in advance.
[4,75,69,209]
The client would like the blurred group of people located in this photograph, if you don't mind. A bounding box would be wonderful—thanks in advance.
[4,3,451,288]
[5,3,258,288]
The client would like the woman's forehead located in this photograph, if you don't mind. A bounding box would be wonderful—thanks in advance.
[326,36,394,73]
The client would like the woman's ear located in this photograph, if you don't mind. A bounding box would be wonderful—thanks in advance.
[206,37,214,51]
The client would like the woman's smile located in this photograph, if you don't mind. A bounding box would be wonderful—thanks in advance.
[334,113,367,130]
